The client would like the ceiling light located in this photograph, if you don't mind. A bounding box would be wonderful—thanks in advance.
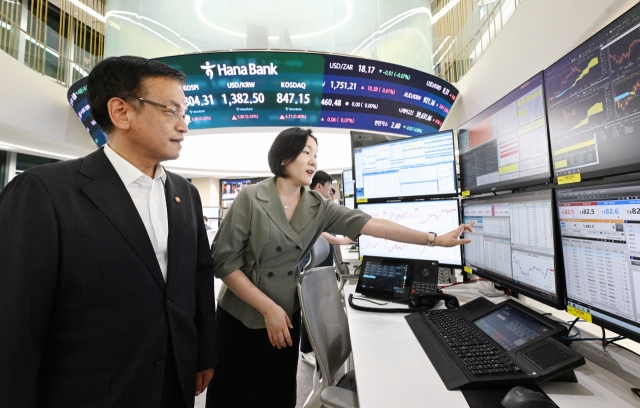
[195,0,352,41]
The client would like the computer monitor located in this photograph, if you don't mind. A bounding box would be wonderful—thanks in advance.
[462,189,565,309]
[350,130,409,177]
[545,3,640,181]
[343,169,355,197]
[353,130,457,202]
[344,196,355,210]
[556,181,640,342]
[358,199,462,267]
[457,72,552,195]
[221,179,251,200]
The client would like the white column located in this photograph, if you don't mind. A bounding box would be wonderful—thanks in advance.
[6,151,17,183]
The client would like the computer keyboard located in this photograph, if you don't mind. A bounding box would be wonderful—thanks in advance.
[423,309,524,376]
[405,297,585,389]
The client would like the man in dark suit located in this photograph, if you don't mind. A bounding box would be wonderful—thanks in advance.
[0,56,216,407]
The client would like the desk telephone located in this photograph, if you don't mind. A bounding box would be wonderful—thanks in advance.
[352,256,459,313]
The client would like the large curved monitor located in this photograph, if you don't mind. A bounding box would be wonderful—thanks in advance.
[157,51,458,136]
[358,199,462,267]
[462,189,565,309]
[556,181,640,342]
[545,3,640,182]
[354,130,457,202]
[458,72,552,195]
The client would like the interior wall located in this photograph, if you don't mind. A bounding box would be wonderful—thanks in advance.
[0,50,97,160]
[442,0,640,132]
[191,177,221,206]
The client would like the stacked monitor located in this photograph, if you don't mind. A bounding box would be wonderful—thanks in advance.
[351,129,461,267]
[545,3,640,181]
[358,200,462,267]
[549,3,640,340]
[462,189,564,308]
[458,72,552,195]
[354,130,457,202]
[455,72,564,309]
[556,181,640,342]
[456,3,640,324]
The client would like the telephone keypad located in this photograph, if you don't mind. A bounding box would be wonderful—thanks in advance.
[411,281,437,295]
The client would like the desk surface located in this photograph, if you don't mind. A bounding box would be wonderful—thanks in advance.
[344,283,640,407]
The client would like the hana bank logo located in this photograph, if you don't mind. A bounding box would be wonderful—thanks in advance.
[200,61,279,80]
[201,61,216,79]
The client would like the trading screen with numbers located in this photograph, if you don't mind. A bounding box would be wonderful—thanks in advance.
[156,51,458,136]
[462,189,562,308]
[557,181,640,336]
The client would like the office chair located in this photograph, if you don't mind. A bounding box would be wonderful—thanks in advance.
[298,266,359,408]
[332,244,359,292]
[304,235,330,272]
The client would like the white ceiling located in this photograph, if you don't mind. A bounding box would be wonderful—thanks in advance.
[163,126,354,178]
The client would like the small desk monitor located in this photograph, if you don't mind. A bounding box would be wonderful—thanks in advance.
[358,199,462,266]
[458,72,552,195]
[462,189,565,309]
[344,196,355,210]
[556,181,640,342]
[545,3,640,181]
[343,169,355,197]
[354,130,457,202]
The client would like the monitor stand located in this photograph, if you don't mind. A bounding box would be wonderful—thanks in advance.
[478,282,504,298]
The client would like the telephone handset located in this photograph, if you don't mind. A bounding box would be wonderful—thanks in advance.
[354,257,459,312]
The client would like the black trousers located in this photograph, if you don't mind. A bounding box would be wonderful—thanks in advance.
[206,306,301,408]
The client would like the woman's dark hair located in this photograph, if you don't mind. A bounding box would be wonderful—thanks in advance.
[268,128,318,178]
[87,56,186,134]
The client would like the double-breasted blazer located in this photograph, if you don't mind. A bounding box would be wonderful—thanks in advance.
[212,177,371,329]
[0,148,217,407]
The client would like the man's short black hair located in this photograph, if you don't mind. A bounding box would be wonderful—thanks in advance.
[268,127,318,178]
[87,56,186,134]
[203,216,208,222]
[311,170,332,189]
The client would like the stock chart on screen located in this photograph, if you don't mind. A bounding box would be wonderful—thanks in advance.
[545,3,640,180]
[358,200,462,266]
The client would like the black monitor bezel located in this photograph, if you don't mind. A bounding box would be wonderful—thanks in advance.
[350,130,409,178]
[462,188,566,309]
[457,71,553,196]
[555,179,640,343]
[357,198,463,268]
[353,130,458,203]
[544,3,640,184]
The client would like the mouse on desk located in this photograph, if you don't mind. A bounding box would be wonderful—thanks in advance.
[501,386,557,408]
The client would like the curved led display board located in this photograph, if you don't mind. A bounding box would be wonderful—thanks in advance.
[69,51,458,146]
[157,51,458,136]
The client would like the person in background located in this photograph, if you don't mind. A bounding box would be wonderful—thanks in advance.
[299,170,355,366]
[0,56,216,408]
[204,215,212,230]
[207,127,474,408]
[329,187,339,204]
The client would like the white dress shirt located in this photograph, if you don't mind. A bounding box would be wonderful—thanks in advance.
[104,145,169,282]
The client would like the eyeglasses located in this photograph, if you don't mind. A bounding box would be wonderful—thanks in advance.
[132,96,190,125]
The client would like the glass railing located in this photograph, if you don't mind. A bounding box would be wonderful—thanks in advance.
[432,0,523,83]
[1,0,520,87]
[0,0,102,87]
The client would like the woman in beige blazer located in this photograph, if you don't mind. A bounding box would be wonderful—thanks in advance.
[207,128,474,408]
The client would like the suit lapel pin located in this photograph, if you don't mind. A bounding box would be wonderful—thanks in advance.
[175,196,181,203]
